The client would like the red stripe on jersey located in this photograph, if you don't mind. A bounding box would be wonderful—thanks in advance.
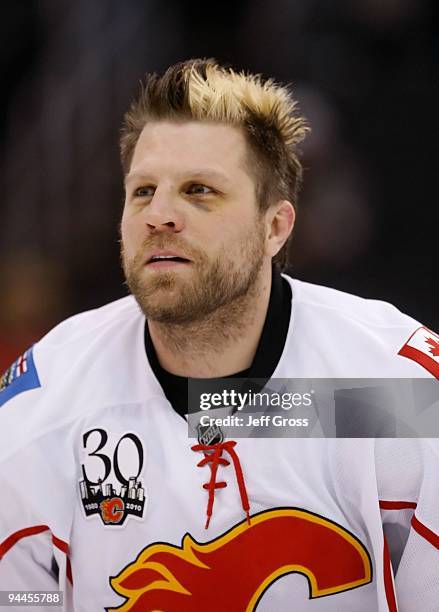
[379,500,417,510]
[52,534,73,584]
[0,525,73,584]
[383,536,398,612]
[66,557,73,585]
[52,534,69,554]
[412,515,439,549]
[0,525,49,559]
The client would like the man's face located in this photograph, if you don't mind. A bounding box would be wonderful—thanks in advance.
[121,120,268,324]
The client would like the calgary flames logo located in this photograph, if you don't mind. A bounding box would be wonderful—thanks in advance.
[107,508,372,611]
[100,498,125,524]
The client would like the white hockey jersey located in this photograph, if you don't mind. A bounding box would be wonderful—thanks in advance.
[0,275,438,611]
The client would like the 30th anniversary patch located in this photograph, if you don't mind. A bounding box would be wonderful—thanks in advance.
[79,428,146,526]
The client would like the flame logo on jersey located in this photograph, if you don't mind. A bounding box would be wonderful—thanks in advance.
[107,508,372,611]
[100,497,125,524]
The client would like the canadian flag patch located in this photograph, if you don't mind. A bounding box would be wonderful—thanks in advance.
[398,326,439,379]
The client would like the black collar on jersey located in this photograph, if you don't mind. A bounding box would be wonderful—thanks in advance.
[144,265,292,418]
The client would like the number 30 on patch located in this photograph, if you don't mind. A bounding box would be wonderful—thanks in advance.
[79,428,146,526]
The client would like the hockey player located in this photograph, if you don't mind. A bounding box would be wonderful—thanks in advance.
[1,59,438,611]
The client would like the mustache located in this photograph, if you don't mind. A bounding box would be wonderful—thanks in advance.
[122,236,202,264]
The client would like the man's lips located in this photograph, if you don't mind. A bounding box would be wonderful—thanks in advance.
[146,259,192,269]
[143,250,193,269]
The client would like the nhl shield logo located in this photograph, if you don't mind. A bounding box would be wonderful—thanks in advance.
[196,421,224,445]
[79,428,146,526]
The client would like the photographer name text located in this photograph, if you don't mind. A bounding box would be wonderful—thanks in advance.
[199,414,309,428]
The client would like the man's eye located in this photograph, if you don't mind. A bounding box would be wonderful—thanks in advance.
[133,186,154,198]
[186,184,214,195]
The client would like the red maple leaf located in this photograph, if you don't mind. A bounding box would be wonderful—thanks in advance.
[425,336,439,357]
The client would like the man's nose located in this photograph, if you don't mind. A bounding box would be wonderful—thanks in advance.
[143,189,185,233]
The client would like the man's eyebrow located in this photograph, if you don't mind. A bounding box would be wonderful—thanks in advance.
[124,172,150,187]
[124,169,231,187]
[186,169,230,184]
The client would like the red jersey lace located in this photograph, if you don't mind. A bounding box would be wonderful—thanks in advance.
[191,440,251,529]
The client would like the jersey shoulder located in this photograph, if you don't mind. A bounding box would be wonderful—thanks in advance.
[286,275,416,329]
[283,275,439,378]
[38,295,140,349]
[0,295,152,460]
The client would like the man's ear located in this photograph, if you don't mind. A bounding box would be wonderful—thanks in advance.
[265,200,295,257]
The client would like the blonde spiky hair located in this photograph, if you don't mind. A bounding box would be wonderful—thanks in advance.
[120,59,309,270]
[187,61,307,149]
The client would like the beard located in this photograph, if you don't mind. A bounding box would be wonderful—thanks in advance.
[121,219,266,325]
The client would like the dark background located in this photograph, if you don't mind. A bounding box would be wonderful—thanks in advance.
[0,0,437,368]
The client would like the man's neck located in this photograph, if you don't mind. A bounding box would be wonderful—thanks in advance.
[147,267,272,378]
